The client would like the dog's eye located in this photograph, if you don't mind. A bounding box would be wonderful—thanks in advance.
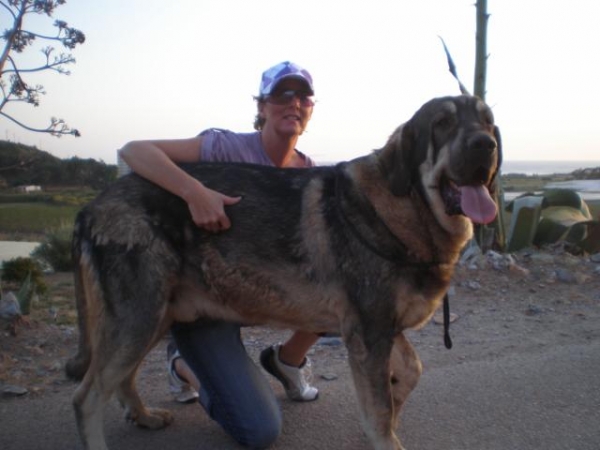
[481,109,494,126]
[434,115,456,129]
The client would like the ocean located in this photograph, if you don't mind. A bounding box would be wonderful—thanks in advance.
[501,160,600,176]
[318,160,600,176]
[318,159,600,200]
[500,161,600,200]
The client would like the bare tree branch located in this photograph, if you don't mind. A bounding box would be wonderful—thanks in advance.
[0,1,17,20]
[2,48,75,75]
[0,110,80,136]
[0,0,85,138]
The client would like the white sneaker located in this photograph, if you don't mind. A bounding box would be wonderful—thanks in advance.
[167,342,199,404]
[259,344,319,402]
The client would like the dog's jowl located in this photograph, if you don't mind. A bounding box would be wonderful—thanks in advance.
[67,95,501,450]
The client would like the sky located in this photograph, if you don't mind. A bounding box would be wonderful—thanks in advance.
[2,0,600,166]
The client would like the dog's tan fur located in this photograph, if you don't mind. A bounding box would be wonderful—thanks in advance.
[67,95,501,450]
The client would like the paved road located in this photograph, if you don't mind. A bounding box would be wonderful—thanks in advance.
[2,339,599,450]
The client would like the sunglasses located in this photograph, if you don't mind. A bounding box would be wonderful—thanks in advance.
[265,90,315,107]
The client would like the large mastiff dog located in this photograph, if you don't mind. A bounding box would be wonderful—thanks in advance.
[67,95,501,450]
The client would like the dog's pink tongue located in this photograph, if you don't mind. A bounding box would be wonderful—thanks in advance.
[460,186,497,224]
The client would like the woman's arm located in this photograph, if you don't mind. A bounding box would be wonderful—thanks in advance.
[119,136,240,232]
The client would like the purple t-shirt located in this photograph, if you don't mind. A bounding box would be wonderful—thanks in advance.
[200,129,315,168]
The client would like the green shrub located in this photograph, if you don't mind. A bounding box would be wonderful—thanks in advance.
[32,224,74,271]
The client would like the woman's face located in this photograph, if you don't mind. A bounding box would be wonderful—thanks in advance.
[259,78,314,137]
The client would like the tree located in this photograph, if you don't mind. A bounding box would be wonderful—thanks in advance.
[473,0,506,251]
[473,0,489,101]
[0,0,85,137]
[441,0,506,252]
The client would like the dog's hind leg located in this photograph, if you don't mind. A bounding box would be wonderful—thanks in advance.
[74,333,173,449]
[115,327,174,429]
[73,361,119,450]
[389,333,422,429]
[72,274,174,448]
[98,303,174,430]
[65,234,95,381]
[117,369,174,429]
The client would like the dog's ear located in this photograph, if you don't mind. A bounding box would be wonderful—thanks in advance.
[487,125,503,197]
[493,125,503,172]
[379,122,415,197]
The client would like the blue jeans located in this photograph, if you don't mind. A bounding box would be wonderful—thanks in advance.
[171,320,282,449]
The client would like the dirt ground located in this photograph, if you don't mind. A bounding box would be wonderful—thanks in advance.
[1,245,599,401]
[1,246,600,450]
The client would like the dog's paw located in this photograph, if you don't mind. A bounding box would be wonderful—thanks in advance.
[126,407,174,429]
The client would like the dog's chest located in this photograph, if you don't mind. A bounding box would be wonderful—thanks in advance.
[391,269,452,330]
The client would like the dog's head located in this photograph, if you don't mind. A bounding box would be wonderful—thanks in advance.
[380,95,502,226]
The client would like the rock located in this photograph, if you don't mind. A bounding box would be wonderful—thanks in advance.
[48,306,58,321]
[529,253,555,265]
[465,280,482,290]
[459,243,482,267]
[576,273,592,283]
[555,268,578,284]
[47,361,63,372]
[557,270,577,284]
[485,250,515,270]
[562,255,581,267]
[525,304,544,316]
[2,384,29,396]
[590,253,600,263]
[509,262,530,276]
[320,373,338,381]
[0,292,21,319]
[25,345,44,356]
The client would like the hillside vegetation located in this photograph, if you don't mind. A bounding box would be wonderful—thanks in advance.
[0,140,117,190]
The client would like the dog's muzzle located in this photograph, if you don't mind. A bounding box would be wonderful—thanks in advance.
[442,132,498,224]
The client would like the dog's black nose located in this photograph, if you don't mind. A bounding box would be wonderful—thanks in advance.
[468,133,497,155]
[463,133,497,184]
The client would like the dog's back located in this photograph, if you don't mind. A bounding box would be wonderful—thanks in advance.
[65,163,338,380]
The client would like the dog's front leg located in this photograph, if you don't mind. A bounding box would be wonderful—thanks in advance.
[344,322,405,450]
[389,333,422,429]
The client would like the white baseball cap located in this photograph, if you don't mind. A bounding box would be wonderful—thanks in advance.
[258,61,314,96]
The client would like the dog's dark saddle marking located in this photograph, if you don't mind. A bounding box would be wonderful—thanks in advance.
[334,166,453,348]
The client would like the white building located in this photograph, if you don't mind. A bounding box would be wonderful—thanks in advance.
[116,150,131,178]
[16,185,42,193]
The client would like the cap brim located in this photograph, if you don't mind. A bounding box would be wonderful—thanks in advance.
[271,75,314,95]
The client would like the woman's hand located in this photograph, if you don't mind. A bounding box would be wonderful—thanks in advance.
[120,137,242,233]
[186,182,242,233]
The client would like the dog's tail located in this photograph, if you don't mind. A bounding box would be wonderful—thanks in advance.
[65,211,93,381]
